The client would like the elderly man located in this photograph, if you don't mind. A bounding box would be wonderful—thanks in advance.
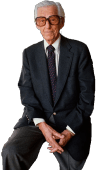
[2,1,95,170]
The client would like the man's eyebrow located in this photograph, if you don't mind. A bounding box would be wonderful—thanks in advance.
[36,16,46,18]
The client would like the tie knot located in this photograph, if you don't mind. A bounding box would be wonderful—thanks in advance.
[47,45,55,53]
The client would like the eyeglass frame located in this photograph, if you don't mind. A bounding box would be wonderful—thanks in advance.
[35,15,63,27]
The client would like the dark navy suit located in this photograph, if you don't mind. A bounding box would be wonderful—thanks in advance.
[13,35,95,161]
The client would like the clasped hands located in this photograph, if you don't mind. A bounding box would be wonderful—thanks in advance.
[38,122,73,154]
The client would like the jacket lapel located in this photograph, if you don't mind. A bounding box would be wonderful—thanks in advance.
[35,41,53,107]
[54,35,74,106]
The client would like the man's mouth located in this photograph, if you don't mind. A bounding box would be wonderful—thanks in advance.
[44,31,53,33]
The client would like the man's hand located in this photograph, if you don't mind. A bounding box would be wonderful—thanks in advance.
[48,130,74,153]
[38,122,65,154]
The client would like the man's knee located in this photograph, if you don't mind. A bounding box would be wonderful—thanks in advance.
[1,141,18,159]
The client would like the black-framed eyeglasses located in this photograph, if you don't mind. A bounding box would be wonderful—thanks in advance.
[35,15,62,27]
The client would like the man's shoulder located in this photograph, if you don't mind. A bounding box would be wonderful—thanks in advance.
[61,35,88,50]
[25,40,44,53]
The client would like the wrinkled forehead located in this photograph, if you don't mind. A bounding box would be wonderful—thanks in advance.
[37,5,58,18]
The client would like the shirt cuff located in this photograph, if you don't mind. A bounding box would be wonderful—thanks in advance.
[33,118,45,127]
[66,125,75,135]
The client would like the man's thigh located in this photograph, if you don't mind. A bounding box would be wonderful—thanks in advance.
[2,126,45,169]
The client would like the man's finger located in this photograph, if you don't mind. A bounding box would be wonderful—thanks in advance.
[54,131,64,139]
[59,138,65,147]
[50,149,62,154]
[49,139,64,153]
[53,132,64,139]
[48,143,51,146]
[47,147,63,154]
[52,135,59,139]
[50,147,64,154]
[47,147,52,150]
[47,140,64,153]
[50,148,58,153]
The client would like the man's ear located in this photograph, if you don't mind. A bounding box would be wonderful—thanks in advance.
[60,17,64,29]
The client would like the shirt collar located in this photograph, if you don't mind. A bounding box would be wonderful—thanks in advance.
[44,34,61,52]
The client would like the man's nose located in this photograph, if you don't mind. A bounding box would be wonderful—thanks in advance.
[45,19,51,28]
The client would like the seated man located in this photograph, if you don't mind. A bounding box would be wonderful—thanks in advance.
[2,1,95,170]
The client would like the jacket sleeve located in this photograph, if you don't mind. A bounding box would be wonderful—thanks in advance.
[65,44,95,133]
[18,49,45,124]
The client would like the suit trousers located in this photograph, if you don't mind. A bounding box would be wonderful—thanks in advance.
[1,115,86,170]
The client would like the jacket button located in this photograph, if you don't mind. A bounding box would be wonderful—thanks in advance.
[26,115,29,119]
[53,112,56,115]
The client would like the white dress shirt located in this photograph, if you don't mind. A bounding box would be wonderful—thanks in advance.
[33,34,75,134]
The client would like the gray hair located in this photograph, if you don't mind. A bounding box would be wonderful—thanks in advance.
[34,0,65,21]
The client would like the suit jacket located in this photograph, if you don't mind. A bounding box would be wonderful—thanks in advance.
[14,34,95,161]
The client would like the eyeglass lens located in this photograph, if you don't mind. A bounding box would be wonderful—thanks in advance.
[36,15,60,27]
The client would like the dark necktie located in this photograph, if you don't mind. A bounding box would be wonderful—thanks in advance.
[47,45,57,103]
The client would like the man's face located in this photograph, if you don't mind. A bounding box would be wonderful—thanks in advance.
[36,5,64,44]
